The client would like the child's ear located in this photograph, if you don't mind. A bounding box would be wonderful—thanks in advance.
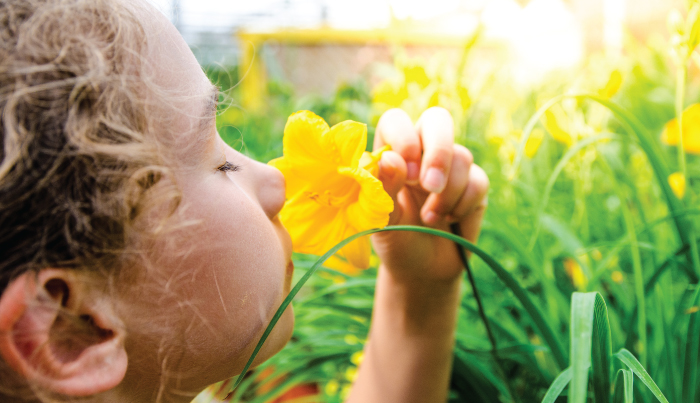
[0,269,127,396]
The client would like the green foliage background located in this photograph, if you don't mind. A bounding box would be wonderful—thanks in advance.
[199,14,700,402]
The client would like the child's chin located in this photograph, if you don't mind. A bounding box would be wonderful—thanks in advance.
[251,307,295,366]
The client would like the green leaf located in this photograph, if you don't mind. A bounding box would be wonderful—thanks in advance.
[614,349,669,403]
[613,369,633,403]
[570,292,594,403]
[541,367,572,403]
[591,294,612,403]
[568,292,611,403]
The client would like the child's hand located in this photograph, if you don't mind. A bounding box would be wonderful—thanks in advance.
[348,108,488,403]
[371,107,489,285]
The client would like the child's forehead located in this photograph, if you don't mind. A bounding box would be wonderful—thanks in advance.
[129,0,219,163]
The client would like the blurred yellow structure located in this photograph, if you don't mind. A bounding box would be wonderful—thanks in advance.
[237,27,477,110]
[236,0,680,111]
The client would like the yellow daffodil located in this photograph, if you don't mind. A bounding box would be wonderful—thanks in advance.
[598,70,623,99]
[668,172,686,199]
[543,109,573,146]
[661,103,700,154]
[564,258,588,290]
[403,65,430,89]
[372,80,408,107]
[525,128,545,158]
[269,111,394,269]
[457,85,471,111]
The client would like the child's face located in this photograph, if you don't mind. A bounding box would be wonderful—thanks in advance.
[116,1,294,391]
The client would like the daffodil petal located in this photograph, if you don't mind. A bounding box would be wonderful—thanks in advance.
[283,110,330,161]
[327,120,367,168]
[338,236,372,269]
[661,103,700,154]
[282,111,337,179]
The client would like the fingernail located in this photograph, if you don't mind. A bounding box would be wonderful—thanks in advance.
[406,162,419,184]
[423,167,446,193]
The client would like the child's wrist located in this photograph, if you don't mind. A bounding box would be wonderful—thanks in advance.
[376,265,462,330]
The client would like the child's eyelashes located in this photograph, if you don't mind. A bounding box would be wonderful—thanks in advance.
[218,161,241,173]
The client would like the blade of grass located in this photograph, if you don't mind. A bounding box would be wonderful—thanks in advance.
[570,292,593,403]
[570,292,610,403]
[613,369,634,403]
[541,367,573,403]
[614,348,669,403]
[592,294,612,403]
[655,285,681,403]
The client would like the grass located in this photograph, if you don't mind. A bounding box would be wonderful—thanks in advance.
[200,19,700,402]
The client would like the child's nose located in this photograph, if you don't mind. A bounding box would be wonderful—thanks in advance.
[257,163,286,219]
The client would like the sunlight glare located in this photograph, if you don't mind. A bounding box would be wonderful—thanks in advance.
[484,0,583,82]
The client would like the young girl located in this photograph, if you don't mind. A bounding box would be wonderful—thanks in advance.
[0,0,489,401]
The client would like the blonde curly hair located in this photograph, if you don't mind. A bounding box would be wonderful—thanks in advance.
[0,0,179,293]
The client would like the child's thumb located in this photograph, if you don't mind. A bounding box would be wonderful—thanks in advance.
[377,151,406,225]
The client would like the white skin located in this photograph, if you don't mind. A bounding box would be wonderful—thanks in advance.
[0,0,489,402]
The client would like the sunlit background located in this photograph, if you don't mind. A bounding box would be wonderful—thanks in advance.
[138,1,700,402]
[148,0,677,89]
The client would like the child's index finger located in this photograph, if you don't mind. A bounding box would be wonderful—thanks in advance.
[416,107,455,194]
[374,108,422,184]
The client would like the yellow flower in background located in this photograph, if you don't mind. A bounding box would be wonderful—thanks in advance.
[525,128,545,158]
[350,351,364,366]
[543,109,573,146]
[661,103,700,154]
[611,271,624,284]
[598,70,623,99]
[372,80,408,107]
[269,111,394,269]
[668,172,686,199]
[564,258,588,290]
[457,85,471,111]
[403,64,430,89]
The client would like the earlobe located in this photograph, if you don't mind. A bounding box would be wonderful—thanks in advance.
[0,270,128,396]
